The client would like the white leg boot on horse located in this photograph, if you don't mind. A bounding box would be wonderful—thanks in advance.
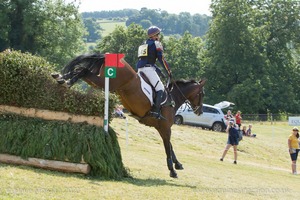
[51,73,72,88]
[150,90,166,120]
[51,73,62,81]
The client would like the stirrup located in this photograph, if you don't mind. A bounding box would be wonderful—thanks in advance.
[157,114,166,120]
[149,111,166,120]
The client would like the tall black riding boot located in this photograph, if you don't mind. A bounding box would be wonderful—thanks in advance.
[150,90,165,120]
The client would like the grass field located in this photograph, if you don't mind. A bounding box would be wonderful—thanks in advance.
[84,20,126,50]
[0,117,299,199]
[98,20,126,37]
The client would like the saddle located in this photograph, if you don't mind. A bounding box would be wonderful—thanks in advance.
[138,71,174,107]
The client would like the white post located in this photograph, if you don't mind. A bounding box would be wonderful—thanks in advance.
[126,117,128,147]
[104,77,109,133]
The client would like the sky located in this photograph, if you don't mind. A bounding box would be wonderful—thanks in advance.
[68,0,212,15]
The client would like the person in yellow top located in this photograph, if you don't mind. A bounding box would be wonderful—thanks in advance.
[288,127,300,175]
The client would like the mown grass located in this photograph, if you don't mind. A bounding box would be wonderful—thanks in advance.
[98,20,126,37]
[84,20,126,50]
[0,117,299,199]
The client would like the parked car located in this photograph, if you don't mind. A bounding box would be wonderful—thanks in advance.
[174,103,227,132]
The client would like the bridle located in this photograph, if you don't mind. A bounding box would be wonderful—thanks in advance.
[189,86,204,114]
[172,81,204,114]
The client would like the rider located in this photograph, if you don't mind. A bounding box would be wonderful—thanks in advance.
[136,26,172,119]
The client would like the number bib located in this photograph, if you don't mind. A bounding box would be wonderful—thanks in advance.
[138,44,148,57]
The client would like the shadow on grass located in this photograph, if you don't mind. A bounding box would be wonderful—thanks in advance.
[121,177,197,188]
[0,163,196,188]
[87,174,197,188]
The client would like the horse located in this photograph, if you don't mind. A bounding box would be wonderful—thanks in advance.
[53,53,206,178]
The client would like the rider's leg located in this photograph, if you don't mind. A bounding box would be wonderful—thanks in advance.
[139,67,165,119]
[152,90,165,119]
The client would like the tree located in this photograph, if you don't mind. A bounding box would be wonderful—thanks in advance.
[0,0,86,66]
[83,18,102,42]
[95,24,145,67]
[166,32,204,80]
[139,19,152,29]
[254,0,300,113]
[203,0,300,114]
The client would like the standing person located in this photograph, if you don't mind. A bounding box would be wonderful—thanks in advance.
[288,127,300,175]
[235,111,242,129]
[224,110,234,126]
[136,26,172,119]
[220,120,239,164]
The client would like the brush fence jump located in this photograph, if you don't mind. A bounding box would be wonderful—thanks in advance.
[0,105,104,174]
[0,105,103,127]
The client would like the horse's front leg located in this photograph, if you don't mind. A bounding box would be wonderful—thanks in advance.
[170,143,184,170]
[163,140,177,178]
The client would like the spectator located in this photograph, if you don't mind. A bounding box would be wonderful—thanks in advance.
[114,105,126,119]
[242,125,247,136]
[224,110,234,126]
[288,127,299,175]
[220,120,239,164]
[235,111,242,129]
[246,124,256,137]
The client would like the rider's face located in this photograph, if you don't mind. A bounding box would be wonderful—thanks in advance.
[152,33,160,41]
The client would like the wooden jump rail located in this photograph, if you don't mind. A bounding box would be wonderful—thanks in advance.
[0,105,103,175]
[0,154,90,174]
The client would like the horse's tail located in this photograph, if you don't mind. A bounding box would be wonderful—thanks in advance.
[62,53,105,75]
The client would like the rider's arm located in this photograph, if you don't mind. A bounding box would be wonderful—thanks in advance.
[155,41,171,76]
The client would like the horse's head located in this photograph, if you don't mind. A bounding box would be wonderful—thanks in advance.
[187,79,206,115]
[172,79,206,116]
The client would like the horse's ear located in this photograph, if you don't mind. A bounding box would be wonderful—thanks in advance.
[199,78,207,86]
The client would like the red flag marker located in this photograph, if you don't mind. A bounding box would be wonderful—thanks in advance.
[105,53,125,68]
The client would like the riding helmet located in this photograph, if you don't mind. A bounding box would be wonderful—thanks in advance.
[147,26,161,38]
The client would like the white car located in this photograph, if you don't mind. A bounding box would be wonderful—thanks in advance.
[174,103,227,132]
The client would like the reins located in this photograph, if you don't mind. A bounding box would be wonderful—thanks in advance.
[172,81,203,113]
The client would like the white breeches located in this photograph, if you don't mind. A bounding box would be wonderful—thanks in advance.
[138,67,164,91]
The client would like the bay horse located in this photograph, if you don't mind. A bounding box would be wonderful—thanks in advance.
[54,53,206,178]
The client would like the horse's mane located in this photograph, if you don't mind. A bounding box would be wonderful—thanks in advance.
[62,53,105,74]
[172,79,197,87]
[168,79,197,91]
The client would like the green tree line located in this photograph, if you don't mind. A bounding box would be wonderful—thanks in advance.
[82,8,211,38]
[0,0,85,65]
[0,0,299,114]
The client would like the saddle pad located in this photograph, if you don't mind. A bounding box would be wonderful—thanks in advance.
[137,72,154,106]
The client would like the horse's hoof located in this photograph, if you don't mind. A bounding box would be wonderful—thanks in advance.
[169,170,178,178]
[175,162,184,170]
[57,79,66,84]
[51,73,61,80]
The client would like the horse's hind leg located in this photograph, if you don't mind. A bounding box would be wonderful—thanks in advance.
[170,143,184,170]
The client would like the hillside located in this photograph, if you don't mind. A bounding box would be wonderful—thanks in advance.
[0,116,299,199]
